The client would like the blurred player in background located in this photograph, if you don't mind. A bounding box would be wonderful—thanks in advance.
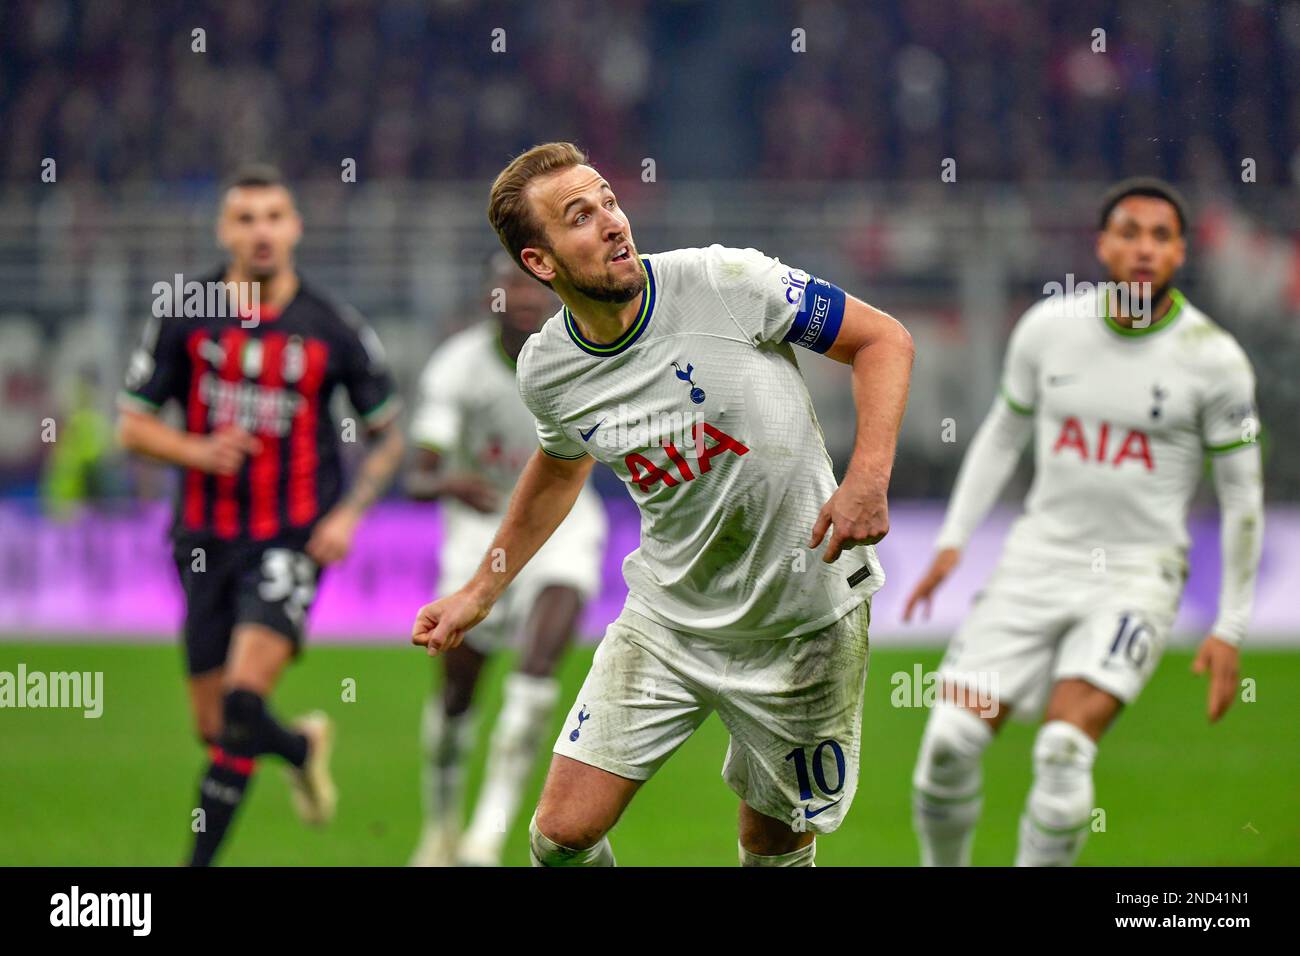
[117,166,405,866]
[406,253,607,867]
[904,178,1264,866]
[412,143,914,866]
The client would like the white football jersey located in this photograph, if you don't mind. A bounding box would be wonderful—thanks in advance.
[516,246,883,641]
[411,321,604,536]
[998,286,1257,566]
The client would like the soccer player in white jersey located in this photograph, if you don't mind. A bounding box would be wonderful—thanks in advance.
[406,254,608,866]
[903,178,1264,866]
[411,142,914,866]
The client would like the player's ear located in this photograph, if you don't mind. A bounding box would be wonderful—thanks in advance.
[1171,234,1187,271]
[215,212,231,253]
[520,247,555,285]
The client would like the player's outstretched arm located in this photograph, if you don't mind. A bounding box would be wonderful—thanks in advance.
[1192,445,1264,723]
[808,295,914,562]
[903,398,1034,620]
[411,448,594,657]
[117,407,262,475]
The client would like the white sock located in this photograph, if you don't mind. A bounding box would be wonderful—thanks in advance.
[738,840,817,867]
[528,812,616,867]
[1015,720,1098,867]
[911,703,995,866]
[461,673,560,863]
[420,698,475,831]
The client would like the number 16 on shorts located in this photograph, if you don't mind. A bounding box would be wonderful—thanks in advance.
[786,739,847,831]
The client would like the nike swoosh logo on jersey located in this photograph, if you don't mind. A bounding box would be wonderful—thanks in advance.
[579,419,606,442]
[804,799,842,819]
[1046,374,1076,386]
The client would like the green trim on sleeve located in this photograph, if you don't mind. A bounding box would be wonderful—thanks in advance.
[540,446,588,461]
[1204,437,1259,456]
[362,396,400,426]
[117,391,162,413]
[1001,387,1034,416]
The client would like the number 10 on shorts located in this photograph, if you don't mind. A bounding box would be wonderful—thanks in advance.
[785,739,846,823]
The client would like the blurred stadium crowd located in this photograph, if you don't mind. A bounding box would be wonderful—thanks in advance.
[0,0,1296,509]
[3,0,1297,185]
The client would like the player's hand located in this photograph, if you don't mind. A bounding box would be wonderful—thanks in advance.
[809,471,890,563]
[411,588,492,657]
[305,506,360,565]
[192,426,262,476]
[903,548,961,622]
[441,475,501,514]
[1191,634,1240,723]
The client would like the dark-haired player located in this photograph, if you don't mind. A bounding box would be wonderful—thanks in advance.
[904,178,1264,866]
[406,254,607,867]
[117,166,404,865]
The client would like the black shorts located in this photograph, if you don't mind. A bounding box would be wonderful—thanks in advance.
[172,537,322,676]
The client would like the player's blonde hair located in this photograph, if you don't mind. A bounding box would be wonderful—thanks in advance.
[487,142,590,286]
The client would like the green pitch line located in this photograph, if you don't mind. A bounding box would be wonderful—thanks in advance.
[0,642,1296,866]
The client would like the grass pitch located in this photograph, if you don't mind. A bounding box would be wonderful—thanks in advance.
[1,640,1296,866]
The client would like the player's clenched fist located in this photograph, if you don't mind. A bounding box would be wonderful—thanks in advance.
[809,471,890,563]
[411,588,492,657]
[193,425,262,476]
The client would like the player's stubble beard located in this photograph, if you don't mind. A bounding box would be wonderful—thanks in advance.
[1110,269,1172,321]
[553,244,643,304]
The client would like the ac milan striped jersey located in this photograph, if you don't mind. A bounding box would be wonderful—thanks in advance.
[119,272,399,543]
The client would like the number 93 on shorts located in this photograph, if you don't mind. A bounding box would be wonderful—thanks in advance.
[172,538,321,676]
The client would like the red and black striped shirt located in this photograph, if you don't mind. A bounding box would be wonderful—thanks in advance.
[120,273,399,544]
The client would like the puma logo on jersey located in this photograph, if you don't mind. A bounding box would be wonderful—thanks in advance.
[624,422,749,492]
[1053,416,1154,470]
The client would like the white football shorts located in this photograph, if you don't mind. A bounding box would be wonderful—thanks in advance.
[938,548,1185,721]
[437,490,608,653]
[552,599,872,834]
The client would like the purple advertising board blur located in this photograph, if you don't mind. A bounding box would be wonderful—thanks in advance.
[0,500,1296,646]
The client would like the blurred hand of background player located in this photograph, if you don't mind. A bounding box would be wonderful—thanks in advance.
[902,547,961,621]
[305,505,360,566]
[437,475,501,513]
[810,471,891,563]
[191,425,262,476]
[411,588,492,657]
[1192,635,1240,723]
[404,461,500,513]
